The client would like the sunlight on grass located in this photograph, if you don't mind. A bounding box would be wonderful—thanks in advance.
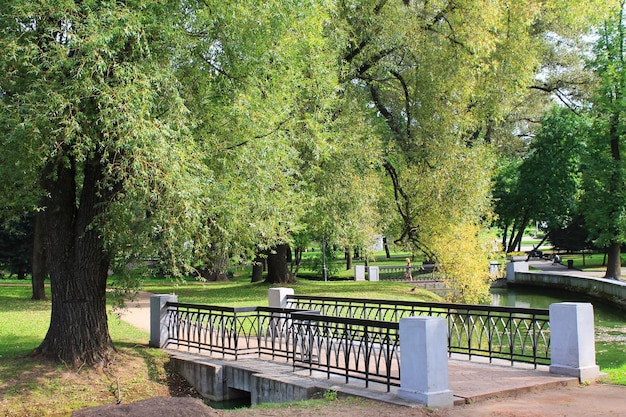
[143,277,442,307]
[597,341,626,385]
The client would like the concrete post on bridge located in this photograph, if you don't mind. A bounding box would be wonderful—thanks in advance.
[549,302,601,383]
[354,265,366,281]
[367,266,379,281]
[398,316,454,408]
[505,260,528,281]
[268,287,294,308]
[149,294,178,348]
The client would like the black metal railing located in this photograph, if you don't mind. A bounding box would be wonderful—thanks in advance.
[377,265,438,281]
[163,295,550,393]
[291,311,400,389]
[164,302,304,360]
[285,295,551,366]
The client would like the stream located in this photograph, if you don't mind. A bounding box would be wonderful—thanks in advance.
[490,286,626,343]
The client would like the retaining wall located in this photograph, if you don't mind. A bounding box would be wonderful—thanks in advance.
[510,266,626,310]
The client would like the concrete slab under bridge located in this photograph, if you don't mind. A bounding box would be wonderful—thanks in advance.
[167,349,579,408]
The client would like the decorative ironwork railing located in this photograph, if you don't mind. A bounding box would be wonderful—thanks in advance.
[163,295,550,392]
[164,302,303,360]
[291,311,400,389]
[285,295,551,366]
[377,265,438,281]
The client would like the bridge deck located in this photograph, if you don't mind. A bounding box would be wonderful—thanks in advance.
[167,348,578,407]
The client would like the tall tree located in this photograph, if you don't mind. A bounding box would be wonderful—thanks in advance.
[496,107,585,253]
[583,0,626,279]
[0,1,207,366]
[331,0,555,301]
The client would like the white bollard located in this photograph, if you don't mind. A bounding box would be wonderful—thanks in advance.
[354,265,366,281]
[367,266,379,281]
[505,261,528,281]
[549,302,601,383]
[268,287,294,308]
[149,294,178,348]
[398,317,453,408]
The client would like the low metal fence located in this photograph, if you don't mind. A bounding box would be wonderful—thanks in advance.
[291,311,400,389]
[285,295,551,366]
[164,302,303,360]
[377,265,438,281]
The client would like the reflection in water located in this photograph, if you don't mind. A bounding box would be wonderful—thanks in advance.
[489,286,624,327]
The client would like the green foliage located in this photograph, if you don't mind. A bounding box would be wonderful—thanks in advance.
[577,1,626,277]
[0,216,32,278]
[496,107,588,252]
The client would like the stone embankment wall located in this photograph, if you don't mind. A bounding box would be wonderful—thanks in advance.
[507,262,626,310]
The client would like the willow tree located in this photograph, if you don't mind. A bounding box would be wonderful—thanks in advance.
[178,0,387,283]
[0,1,210,366]
[330,0,605,302]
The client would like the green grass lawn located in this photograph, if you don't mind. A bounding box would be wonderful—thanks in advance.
[141,273,442,307]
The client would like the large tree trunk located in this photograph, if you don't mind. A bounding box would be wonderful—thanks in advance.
[605,241,622,280]
[383,237,391,259]
[31,210,47,300]
[345,246,353,270]
[200,254,230,281]
[32,156,115,367]
[265,244,292,284]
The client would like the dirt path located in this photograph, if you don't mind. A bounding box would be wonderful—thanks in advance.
[219,383,626,417]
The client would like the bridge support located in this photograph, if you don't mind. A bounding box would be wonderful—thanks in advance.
[398,316,453,408]
[549,302,601,383]
[150,294,178,348]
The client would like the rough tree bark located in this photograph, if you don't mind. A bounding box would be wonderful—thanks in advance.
[31,210,47,300]
[345,246,353,270]
[251,253,266,283]
[32,154,115,367]
[265,244,292,284]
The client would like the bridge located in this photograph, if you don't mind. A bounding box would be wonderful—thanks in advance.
[147,288,601,409]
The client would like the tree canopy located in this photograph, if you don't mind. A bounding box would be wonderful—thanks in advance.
[0,0,615,365]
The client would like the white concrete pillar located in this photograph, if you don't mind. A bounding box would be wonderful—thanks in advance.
[398,317,453,408]
[268,287,294,308]
[549,302,601,383]
[354,265,366,281]
[505,260,528,281]
[149,294,178,348]
[367,266,379,282]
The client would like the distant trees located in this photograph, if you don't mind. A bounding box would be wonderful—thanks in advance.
[495,108,585,253]
[494,0,626,280]
[0,216,31,280]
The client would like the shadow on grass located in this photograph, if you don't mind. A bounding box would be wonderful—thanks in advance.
[120,343,200,397]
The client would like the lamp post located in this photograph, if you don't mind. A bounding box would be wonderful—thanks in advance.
[322,239,328,282]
